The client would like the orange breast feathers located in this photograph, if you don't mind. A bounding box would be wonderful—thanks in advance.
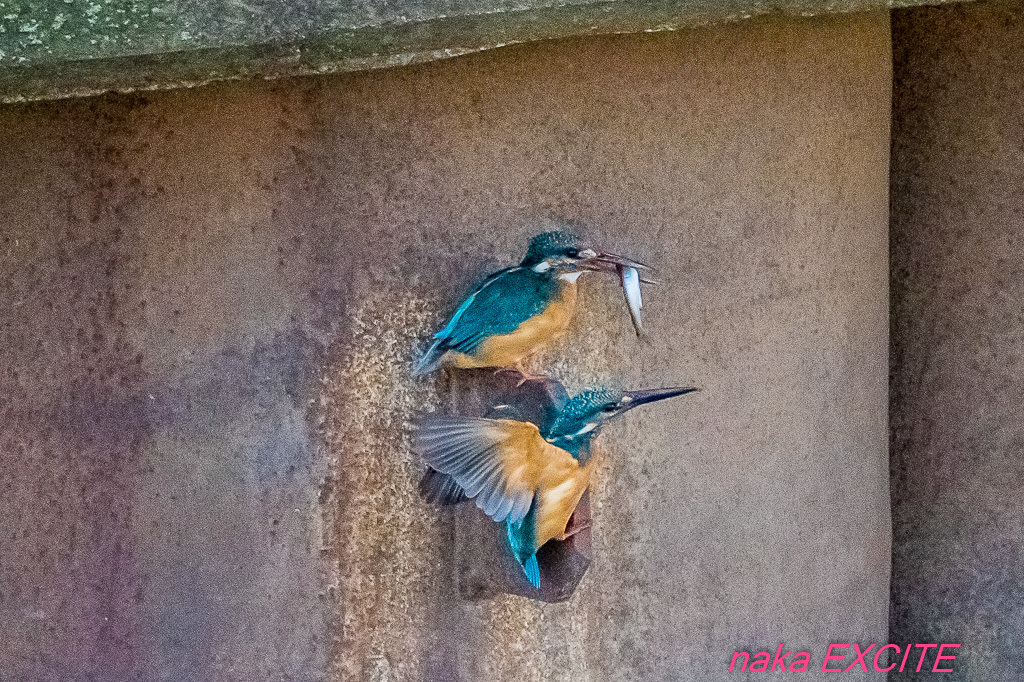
[452,279,579,369]
[532,455,597,549]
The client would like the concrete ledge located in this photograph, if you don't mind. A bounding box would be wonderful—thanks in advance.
[1,0,960,102]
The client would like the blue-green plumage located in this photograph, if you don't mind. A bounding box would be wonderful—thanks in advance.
[415,266,563,374]
[414,229,650,375]
[507,496,542,588]
[545,388,623,461]
[520,231,586,267]
[501,387,697,588]
[415,382,699,590]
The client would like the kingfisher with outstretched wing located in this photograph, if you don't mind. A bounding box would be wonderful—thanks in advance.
[413,385,697,588]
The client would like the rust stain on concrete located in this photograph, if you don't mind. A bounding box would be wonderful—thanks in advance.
[0,11,892,679]
[319,292,445,681]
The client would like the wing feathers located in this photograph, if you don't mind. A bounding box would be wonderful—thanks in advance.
[418,468,468,505]
[413,416,563,523]
[412,338,446,376]
[426,267,554,357]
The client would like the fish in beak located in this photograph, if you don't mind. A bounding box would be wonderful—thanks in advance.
[620,265,644,336]
[578,249,655,336]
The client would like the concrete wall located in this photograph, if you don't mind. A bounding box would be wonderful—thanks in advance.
[0,11,891,681]
[890,3,1024,680]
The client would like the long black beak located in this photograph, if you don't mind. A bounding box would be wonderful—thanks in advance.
[613,386,699,416]
[582,250,656,283]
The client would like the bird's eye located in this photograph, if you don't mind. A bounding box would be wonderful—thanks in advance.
[602,403,617,412]
[566,248,579,258]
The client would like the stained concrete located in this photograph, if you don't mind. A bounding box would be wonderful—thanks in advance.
[0,0,944,103]
[0,11,890,681]
[890,2,1024,680]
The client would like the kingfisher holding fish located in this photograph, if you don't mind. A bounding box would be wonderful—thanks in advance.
[413,384,698,588]
[413,229,651,376]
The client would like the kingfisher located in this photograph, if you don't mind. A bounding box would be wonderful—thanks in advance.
[413,384,697,588]
[413,230,651,376]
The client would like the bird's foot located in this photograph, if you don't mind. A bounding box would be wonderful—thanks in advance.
[493,365,547,387]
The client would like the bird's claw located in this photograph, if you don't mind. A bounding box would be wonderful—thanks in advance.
[494,365,547,387]
[555,520,591,542]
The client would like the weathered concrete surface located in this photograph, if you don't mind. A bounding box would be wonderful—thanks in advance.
[0,0,954,103]
[0,11,890,681]
[890,3,1024,680]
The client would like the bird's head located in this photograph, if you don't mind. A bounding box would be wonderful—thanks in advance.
[520,230,650,280]
[546,385,698,457]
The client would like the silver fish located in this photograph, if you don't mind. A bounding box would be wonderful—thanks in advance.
[619,264,644,336]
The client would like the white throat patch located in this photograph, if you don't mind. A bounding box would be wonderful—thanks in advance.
[559,271,584,283]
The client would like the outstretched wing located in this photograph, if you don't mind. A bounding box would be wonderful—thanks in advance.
[418,466,468,505]
[412,415,578,523]
[417,378,571,504]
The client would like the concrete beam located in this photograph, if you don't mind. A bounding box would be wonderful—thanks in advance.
[1,0,957,102]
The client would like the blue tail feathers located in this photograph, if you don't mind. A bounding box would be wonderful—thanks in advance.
[507,500,541,590]
[524,554,540,589]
